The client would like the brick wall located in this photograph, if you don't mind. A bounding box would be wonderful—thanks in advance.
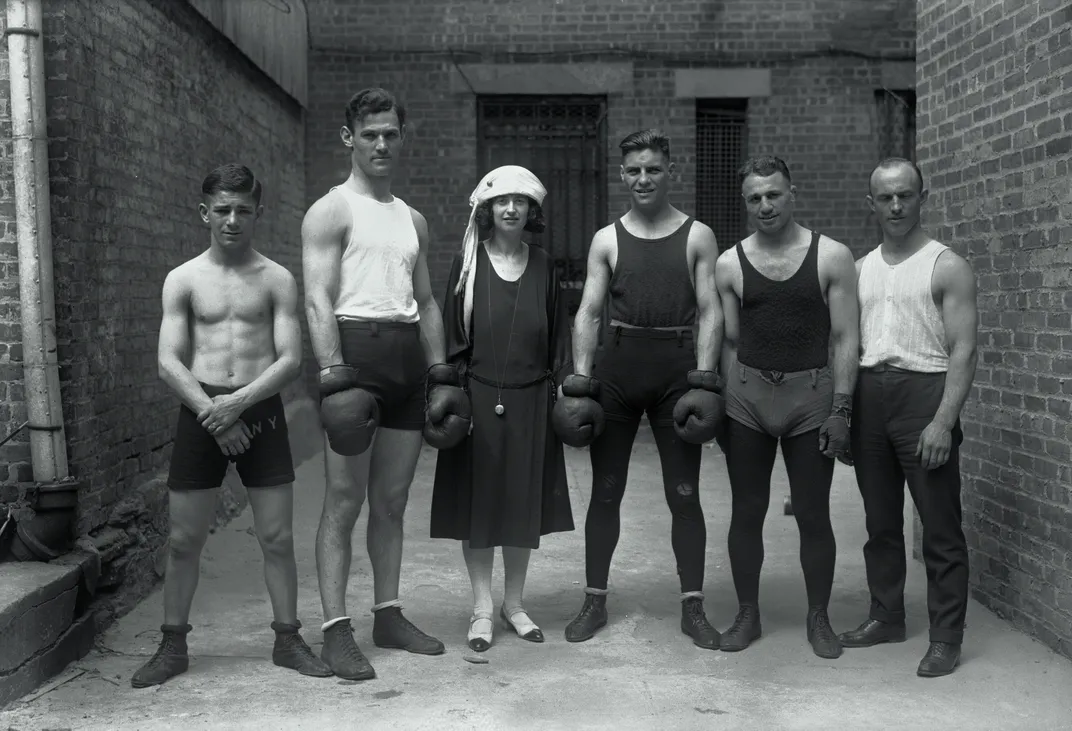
[917,0,1072,658]
[305,0,916,299]
[1,0,307,619]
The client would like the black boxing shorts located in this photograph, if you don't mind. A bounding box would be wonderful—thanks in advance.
[591,325,696,427]
[167,383,295,491]
[337,319,426,431]
[724,363,833,438]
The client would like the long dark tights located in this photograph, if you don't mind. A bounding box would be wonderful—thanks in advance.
[726,419,836,608]
[584,419,706,593]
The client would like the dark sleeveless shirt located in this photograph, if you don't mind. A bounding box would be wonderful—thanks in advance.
[607,216,697,328]
[736,231,830,372]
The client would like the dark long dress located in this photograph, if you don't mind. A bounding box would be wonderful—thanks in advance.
[430,243,574,549]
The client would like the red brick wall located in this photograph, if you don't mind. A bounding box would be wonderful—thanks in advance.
[304,0,916,299]
[917,0,1072,658]
[1,0,307,601]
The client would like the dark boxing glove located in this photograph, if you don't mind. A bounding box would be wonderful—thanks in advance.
[672,370,726,445]
[552,374,606,448]
[424,363,472,450]
[319,365,379,456]
[818,393,853,465]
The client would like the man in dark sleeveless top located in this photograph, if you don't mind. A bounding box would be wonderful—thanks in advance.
[713,155,859,659]
[563,129,724,649]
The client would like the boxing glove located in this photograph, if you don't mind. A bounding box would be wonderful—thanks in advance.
[424,363,472,450]
[672,369,726,445]
[319,365,379,456]
[552,374,605,448]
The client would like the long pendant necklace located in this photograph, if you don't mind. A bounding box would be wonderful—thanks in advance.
[487,247,523,418]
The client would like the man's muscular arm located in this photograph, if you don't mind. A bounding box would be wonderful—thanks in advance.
[714,250,740,385]
[410,209,447,366]
[824,240,860,399]
[301,196,346,369]
[157,268,214,414]
[918,251,978,469]
[572,227,613,377]
[690,223,722,372]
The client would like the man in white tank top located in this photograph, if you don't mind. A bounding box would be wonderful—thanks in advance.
[838,158,979,678]
[301,88,461,680]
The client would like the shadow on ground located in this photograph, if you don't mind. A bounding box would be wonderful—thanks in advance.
[2,428,1071,730]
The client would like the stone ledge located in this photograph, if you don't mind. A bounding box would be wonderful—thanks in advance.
[0,561,84,675]
[0,611,96,709]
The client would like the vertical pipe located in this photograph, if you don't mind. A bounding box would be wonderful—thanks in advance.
[5,0,68,481]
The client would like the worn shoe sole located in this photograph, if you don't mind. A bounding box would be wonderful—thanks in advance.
[273,655,334,678]
[564,616,607,643]
[810,640,844,659]
[720,627,762,652]
[917,658,960,678]
[681,626,721,650]
[374,639,446,656]
[130,659,190,689]
[839,628,907,648]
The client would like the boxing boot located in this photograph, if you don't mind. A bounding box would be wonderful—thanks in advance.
[423,363,471,449]
[720,603,762,652]
[552,374,605,448]
[564,592,608,642]
[681,596,721,650]
[807,606,843,659]
[270,621,333,677]
[672,369,725,444]
[319,365,379,456]
[130,623,192,688]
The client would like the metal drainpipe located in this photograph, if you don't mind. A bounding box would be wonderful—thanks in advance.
[5,0,68,482]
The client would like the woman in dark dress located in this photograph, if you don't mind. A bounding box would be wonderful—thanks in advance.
[430,165,574,652]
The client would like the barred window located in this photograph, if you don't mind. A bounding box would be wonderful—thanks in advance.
[695,99,749,253]
[476,95,608,288]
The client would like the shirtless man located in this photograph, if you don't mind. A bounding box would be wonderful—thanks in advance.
[714,156,858,659]
[302,88,468,681]
[555,129,725,649]
[133,163,331,688]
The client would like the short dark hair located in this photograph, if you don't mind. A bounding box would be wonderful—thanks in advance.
[620,129,671,161]
[870,157,925,194]
[474,196,546,236]
[202,163,262,205]
[345,88,407,131]
[737,156,792,187]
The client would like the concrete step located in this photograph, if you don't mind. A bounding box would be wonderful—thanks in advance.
[0,556,98,708]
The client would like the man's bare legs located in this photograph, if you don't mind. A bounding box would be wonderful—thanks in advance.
[134,485,329,689]
[162,489,220,627]
[249,483,333,677]
[366,428,422,604]
[248,484,298,625]
[316,441,371,623]
[316,427,444,681]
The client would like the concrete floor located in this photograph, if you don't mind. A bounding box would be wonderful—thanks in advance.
[3,432,1071,731]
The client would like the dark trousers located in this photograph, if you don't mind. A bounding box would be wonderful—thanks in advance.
[851,367,969,645]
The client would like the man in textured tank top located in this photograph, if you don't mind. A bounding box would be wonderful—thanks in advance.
[713,156,860,660]
[558,129,727,650]
[302,88,469,680]
[839,158,978,678]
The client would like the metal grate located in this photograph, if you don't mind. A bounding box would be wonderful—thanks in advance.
[695,99,749,253]
[476,95,608,288]
[876,89,917,162]
[871,89,918,245]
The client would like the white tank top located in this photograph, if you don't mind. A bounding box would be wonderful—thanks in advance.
[331,186,420,323]
[858,239,949,373]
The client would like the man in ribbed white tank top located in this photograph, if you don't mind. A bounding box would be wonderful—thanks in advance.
[301,89,452,680]
[838,157,979,678]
